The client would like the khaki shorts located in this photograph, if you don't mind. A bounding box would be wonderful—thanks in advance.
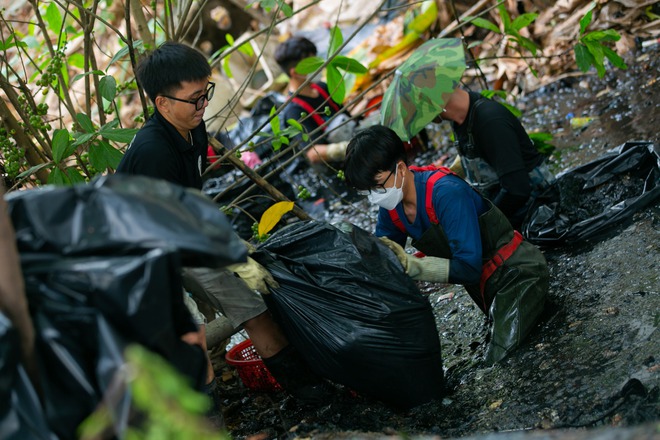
[181,267,268,328]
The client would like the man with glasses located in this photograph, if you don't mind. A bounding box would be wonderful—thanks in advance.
[343,125,549,364]
[117,42,332,427]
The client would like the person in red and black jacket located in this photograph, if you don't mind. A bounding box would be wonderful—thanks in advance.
[274,36,353,164]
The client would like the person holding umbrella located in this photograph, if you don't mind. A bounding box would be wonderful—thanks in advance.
[380,38,555,229]
[343,123,549,364]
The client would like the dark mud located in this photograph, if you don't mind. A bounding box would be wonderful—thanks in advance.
[215,45,660,439]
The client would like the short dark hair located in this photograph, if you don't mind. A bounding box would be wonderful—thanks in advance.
[135,41,212,102]
[274,36,317,75]
[343,125,408,190]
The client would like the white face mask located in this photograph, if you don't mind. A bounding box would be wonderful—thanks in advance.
[367,164,405,210]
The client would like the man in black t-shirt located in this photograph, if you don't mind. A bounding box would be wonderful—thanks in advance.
[438,88,556,229]
[117,42,331,410]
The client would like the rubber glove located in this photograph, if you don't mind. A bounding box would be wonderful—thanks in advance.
[227,256,279,293]
[240,151,262,169]
[379,237,450,283]
[448,155,465,179]
[325,140,349,162]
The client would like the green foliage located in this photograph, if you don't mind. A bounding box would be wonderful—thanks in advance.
[247,0,292,17]
[78,345,227,440]
[466,3,539,75]
[529,132,556,156]
[294,26,367,104]
[574,2,627,78]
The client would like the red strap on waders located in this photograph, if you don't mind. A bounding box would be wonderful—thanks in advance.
[479,230,524,295]
[290,84,340,129]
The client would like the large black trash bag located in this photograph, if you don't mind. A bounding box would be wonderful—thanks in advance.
[522,141,660,247]
[5,174,246,267]
[22,249,207,440]
[252,221,444,409]
[0,313,54,440]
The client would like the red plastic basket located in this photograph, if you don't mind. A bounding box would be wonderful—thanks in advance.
[225,339,282,392]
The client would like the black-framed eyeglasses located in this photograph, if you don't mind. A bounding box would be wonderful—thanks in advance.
[357,169,394,195]
[162,82,215,111]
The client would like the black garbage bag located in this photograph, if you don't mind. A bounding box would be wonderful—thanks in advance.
[0,313,54,440]
[22,249,207,440]
[252,221,444,409]
[522,141,660,247]
[6,174,247,267]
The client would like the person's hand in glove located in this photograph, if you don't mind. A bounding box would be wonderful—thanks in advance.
[227,256,279,293]
[379,236,450,283]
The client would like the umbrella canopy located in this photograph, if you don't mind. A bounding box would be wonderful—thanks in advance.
[380,38,466,141]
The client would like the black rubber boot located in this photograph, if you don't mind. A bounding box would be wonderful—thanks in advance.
[262,345,333,405]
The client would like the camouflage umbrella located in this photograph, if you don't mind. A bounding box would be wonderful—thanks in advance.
[380,38,465,141]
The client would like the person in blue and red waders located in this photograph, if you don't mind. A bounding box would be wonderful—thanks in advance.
[343,125,549,364]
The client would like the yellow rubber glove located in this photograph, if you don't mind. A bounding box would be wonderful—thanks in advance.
[227,256,279,293]
[379,237,450,283]
[325,140,349,162]
[448,155,465,179]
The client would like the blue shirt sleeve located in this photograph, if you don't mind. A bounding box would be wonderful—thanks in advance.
[432,177,483,284]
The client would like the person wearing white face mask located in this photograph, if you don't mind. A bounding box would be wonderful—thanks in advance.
[344,125,549,364]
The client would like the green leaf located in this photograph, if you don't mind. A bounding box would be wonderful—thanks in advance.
[256,131,272,138]
[584,40,605,66]
[89,140,124,171]
[45,3,63,35]
[72,132,96,147]
[583,29,621,43]
[574,43,594,72]
[281,2,293,17]
[17,162,53,179]
[48,167,69,185]
[222,56,232,78]
[517,35,538,56]
[466,16,500,34]
[99,75,117,102]
[269,106,281,135]
[467,40,484,49]
[71,70,103,84]
[280,136,289,145]
[498,3,511,31]
[52,129,73,163]
[67,53,85,69]
[295,56,324,75]
[602,45,627,70]
[286,119,303,131]
[500,101,522,118]
[331,55,368,74]
[66,167,86,184]
[328,26,343,57]
[108,40,144,67]
[326,65,345,104]
[76,113,96,133]
[272,138,282,151]
[226,34,235,45]
[511,13,538,32]
[579,3,596,36]
[99,127,138,143]
[238,41,254,57]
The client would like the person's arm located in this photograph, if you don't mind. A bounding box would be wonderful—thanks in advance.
[0,184,36,379]
[475,115,532,215]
